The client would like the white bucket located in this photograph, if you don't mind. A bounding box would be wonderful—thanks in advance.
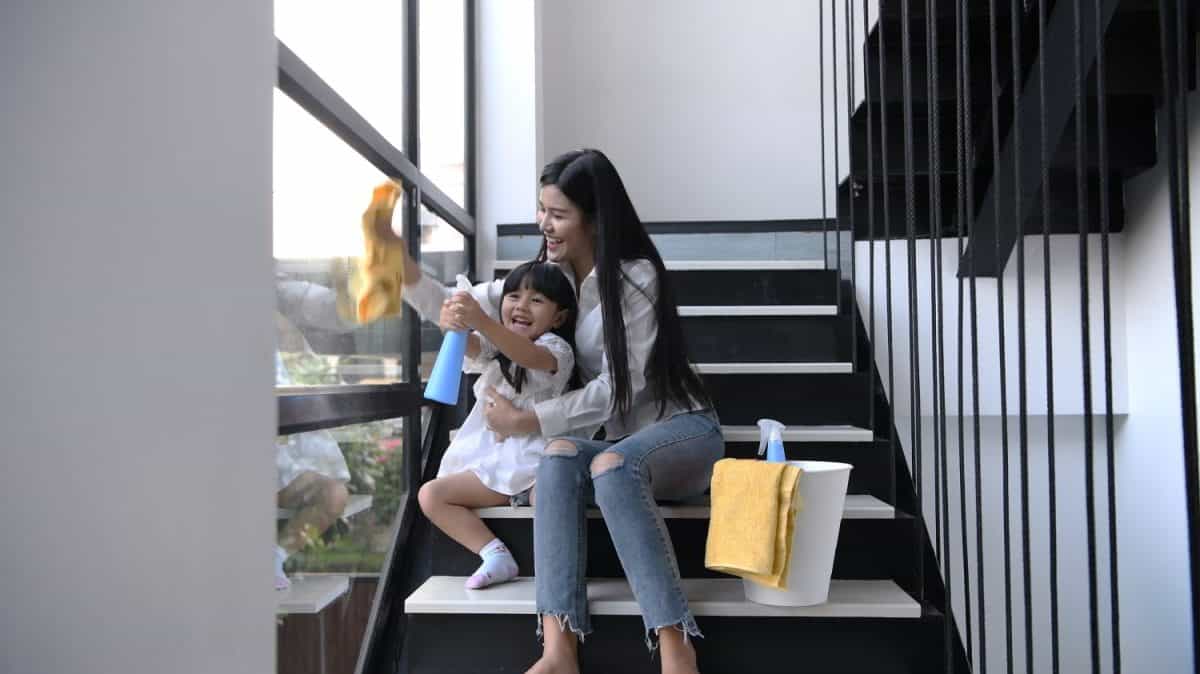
[743,460,853,607]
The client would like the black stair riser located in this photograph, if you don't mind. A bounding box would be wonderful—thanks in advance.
[684,315,850,363]
[404,613,960,674]
[850,95,1157,177]
[430,516,917,584]
[841,171,1125,240]
[494,268,841,306]
[704,373,871,427]
[671,269,838,306]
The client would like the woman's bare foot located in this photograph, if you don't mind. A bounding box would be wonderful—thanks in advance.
[525,616,580,674]
[524,653,580,674]
[658,626,700,674]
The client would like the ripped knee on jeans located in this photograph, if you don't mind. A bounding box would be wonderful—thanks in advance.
[544,439,579,457]
[589,451,625,478]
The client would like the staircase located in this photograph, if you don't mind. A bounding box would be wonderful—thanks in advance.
[391,256,963,673]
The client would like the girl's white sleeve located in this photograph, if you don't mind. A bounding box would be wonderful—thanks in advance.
[524,333,576,394]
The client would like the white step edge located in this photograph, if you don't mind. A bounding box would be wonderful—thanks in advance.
[452,425,874,444]
[406,576,920,619]
[277,574,350,615]
[473,494,895,520]
[494,260,826,272]
[679,305,838,317]
[722,425,875,443]
[278,494,373,520]
[695,362,852,375]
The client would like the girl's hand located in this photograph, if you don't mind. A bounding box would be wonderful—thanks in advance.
[483,386,521,441]
[446,291,488,330]
[439,297,469,331]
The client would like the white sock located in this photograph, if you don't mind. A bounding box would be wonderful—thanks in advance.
[465,538,518,589]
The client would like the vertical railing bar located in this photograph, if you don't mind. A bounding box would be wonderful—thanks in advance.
[846,0,859,375]
[986,1,1016,670]
[1037,0,1062,670]
[878,0,899,510]
[924,2,954,671]
[925,0,944,568]
[1010,2,1034,673]
[1091,0,1121,671]
[954,0,976,666]
[1069,0,1102,672]
[1158,0,1200,668]
[1071,0,1102,671]
[863,0,877,447]
[900,0,926,606]
[834,0,844,309]
[821,1,831,272]
[964,0,989,667]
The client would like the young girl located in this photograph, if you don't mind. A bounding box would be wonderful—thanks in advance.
[411,261,578,589]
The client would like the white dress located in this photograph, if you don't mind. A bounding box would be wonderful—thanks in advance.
[437,332,575,496]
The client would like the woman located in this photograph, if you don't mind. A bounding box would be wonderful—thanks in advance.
[475,148,723,674]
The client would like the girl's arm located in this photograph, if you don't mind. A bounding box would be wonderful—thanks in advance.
[451,292,558,372]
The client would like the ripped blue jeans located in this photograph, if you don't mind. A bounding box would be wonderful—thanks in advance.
[534,410,724,647]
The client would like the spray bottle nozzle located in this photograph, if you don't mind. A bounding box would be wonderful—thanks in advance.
[757,418,787,463]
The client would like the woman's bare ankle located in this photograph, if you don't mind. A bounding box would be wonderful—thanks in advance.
[657,626,699,674]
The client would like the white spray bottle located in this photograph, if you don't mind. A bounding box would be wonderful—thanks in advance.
[757,418,788,463]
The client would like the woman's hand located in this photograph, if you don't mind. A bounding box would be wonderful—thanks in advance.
[442,291,488,331]
[483,386,535,441]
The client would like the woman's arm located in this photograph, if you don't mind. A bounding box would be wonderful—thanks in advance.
[487,261,659,439]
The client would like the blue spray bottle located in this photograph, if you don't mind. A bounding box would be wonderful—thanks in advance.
[424,274,474,405]
[757,418,788,463]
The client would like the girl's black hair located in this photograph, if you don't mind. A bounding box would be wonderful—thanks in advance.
[535,148,713,419]
[495,261,579,394]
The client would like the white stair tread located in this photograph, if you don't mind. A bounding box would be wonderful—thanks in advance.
[679,305,838,317]
[473,494,894,520]
[452,425,874,444]
[722,425,874,443]
[494,260,825,271]
[277,574,349,614]
[406,577,920,619]
[278,494,373,520]
[695,362,852,374]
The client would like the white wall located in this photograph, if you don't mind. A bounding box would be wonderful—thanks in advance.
[477,0,539,280]
[536,0,856,222]
[0,2,276,673]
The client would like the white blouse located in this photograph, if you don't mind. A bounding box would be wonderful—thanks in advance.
[406,259,705,441]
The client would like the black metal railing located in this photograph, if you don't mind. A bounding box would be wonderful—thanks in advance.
[821,1,1196,672]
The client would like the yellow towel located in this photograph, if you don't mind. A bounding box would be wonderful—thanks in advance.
[704,458,803,590]
[355,181,406,323]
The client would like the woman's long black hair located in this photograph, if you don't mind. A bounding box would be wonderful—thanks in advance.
[535,148,712,419]
[495,261,579,394]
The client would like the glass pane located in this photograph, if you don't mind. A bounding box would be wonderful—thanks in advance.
[418,205,468,382]
[419,0,466,206]
[275,416,408,672]
[275,0,406,150]
[274,90,410,385]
